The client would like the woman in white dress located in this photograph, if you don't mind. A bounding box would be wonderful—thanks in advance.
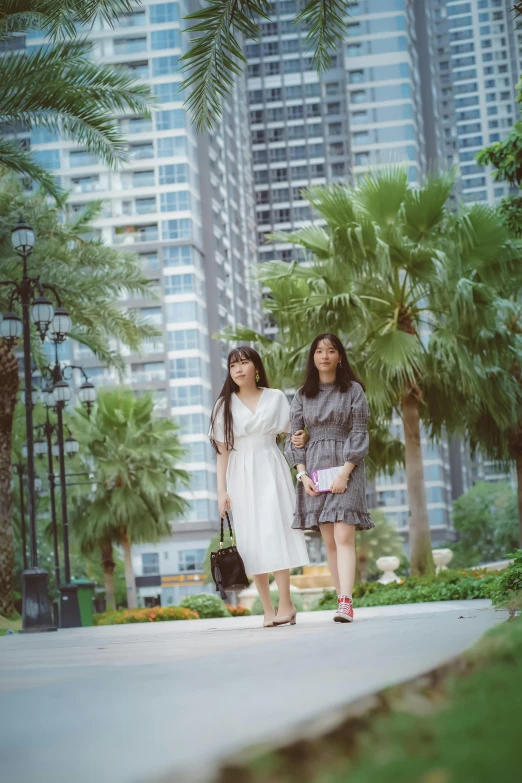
[209,346,310,628]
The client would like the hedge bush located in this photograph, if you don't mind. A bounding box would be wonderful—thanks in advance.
[179,592,231,618]
[490,550,522,614]
[225,603,251,617]
[93,606,199,625]
[251,590,304,616]
[313,569,498,611]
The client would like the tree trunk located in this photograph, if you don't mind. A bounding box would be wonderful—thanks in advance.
[516,453,522,549]
[100,539,116,610]
[121,530,137,609]
[0,344,20,617]
[402,392,435,577]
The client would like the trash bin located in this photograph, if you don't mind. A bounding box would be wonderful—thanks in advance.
[72,579,96,627]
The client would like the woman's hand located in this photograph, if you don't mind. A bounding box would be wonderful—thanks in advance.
[291,430,310,449]
[330,474,349,495]
[302,475,320,497]
[218,491,232,517]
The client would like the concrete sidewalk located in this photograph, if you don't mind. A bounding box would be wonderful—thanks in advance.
[0,600,505,783]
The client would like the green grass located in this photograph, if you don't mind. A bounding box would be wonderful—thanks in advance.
[217,616,522,783]
[0,613,21,636]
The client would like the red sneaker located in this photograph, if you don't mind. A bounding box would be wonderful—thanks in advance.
[334,595,354,623]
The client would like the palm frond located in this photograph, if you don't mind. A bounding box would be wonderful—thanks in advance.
[296,0,353,71]
[402,172,454,241]
[355,166,409,231]
[268,226,331,258]
[1,1,138,41]
[0,137,63,201]
[365,329,424,389]
[0,43,153,168]
[180,0,271,131]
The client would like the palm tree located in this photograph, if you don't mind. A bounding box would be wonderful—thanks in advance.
[255,170,520,575]
[0,0,153,198]
[180,0,354,130]
[72,390,189,609]
[0,174,157,617]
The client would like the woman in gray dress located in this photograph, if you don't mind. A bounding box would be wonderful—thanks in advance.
[285,333,374,623]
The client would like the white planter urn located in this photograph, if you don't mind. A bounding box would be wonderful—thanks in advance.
[432,548,454,574]
[376,556,401,584]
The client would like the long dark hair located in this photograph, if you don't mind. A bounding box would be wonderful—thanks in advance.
[209,346,271,453]
[301,333,365,398]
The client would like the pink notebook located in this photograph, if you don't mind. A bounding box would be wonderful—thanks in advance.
[310,466,344,493]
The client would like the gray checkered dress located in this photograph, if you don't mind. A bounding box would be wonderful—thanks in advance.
[285,381,374,531]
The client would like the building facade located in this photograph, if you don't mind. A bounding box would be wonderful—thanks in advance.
[443,0,520,204]
[247,0,457,543]
[28,1,260,605]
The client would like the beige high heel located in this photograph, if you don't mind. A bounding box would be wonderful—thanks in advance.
[263,608,277,627]
[273,605,297,626]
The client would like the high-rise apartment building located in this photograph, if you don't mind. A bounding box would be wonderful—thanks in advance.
[27,0,260,605]
[247,0,456,545]
[442,0,520,204]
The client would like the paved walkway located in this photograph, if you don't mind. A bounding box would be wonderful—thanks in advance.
[0,600,505,783]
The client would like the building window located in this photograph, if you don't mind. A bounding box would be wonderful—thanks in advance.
[175,413,208,435]
[114,37,147,55]
[157,136,188,157]
[150,3,179,23]
[152,55,179,75]
[155,109,185,130]
[133,170,155,187]
[163,245,192,266]
[164,273,195,295]
[178,549,206,572]
[33,149,61,169]
[132,361,166,382]
[155,82,180,103]
[136,197,156,214]
[142,553,160,575]
[167,328,200,350]
[160,191,191,212]
[171,384,206,407]
[129,143,154,160]
[69,150,97,167]
[159,163,188,185]
[162,218,191,240]
[165,300,198,322]
[151,29,180,50]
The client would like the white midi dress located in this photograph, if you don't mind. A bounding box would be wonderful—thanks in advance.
[211,388,310,575]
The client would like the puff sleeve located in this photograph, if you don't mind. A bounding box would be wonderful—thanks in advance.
[209,398,225,443]
[284,389,306,468]
[342,383,370,464]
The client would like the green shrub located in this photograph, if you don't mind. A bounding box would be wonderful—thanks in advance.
[312,569,497,610]
[93,606,199,625]
[179,592,231,618]
[490,550,522,615]
[251,590,304,616]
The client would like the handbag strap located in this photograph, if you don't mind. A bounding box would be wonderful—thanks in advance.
[220,511,235,548]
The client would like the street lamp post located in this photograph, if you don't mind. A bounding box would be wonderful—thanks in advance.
[41,355,95,628]
[0,218,72,632]
[36,398,61,592]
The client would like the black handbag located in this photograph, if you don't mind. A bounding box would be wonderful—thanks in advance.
[210,512,249,600]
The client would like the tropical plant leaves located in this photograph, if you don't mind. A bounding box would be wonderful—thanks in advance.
[180,0,271,131]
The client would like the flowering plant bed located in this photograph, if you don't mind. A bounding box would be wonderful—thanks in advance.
[225,604,251,617]
[93,606,199,625]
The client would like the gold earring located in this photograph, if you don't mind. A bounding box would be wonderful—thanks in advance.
[255,372,260,383]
